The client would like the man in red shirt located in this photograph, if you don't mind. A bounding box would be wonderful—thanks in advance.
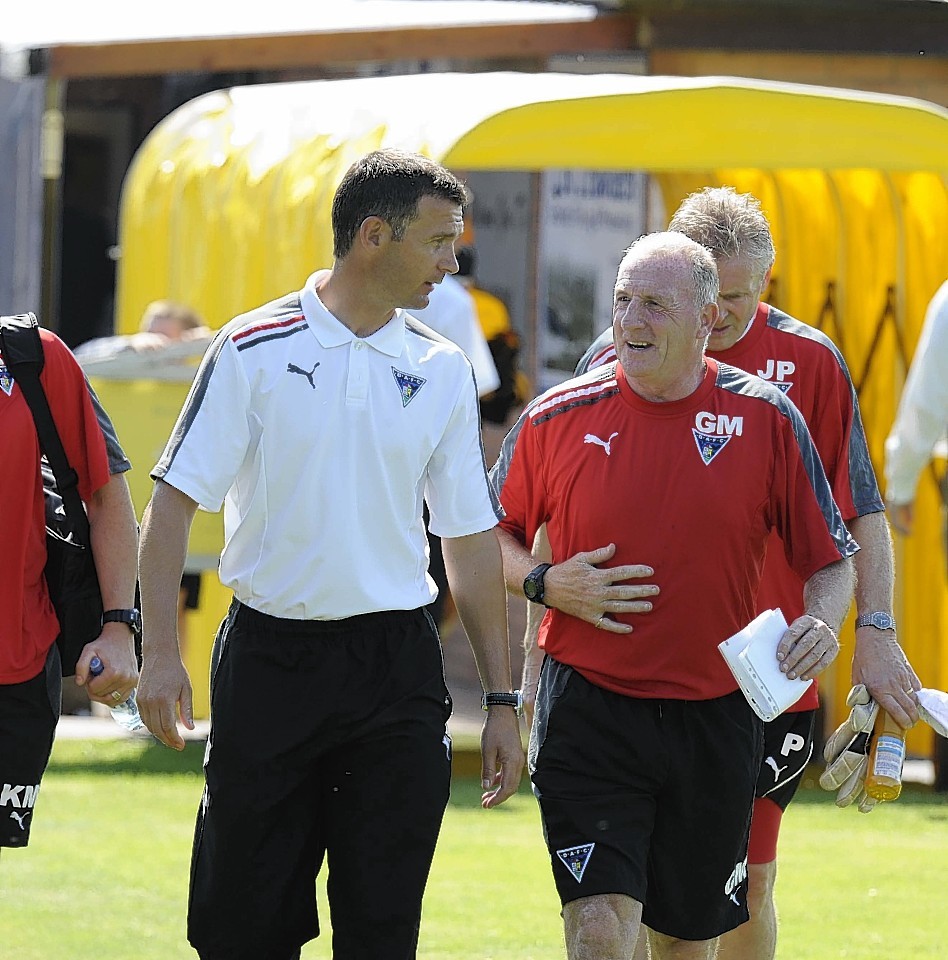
[0,324,139,855]
[554,188,920,960]
[492,231,855,960]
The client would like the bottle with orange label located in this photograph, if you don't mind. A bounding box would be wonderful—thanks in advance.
[864,710,908,801]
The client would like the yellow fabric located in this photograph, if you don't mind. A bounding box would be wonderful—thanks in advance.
[112,73,948,731]
[469,286,512,341]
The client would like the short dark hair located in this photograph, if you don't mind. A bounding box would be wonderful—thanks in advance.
[331,149,469,258]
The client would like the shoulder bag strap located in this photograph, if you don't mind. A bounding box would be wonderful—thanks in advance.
[0,312,92,541]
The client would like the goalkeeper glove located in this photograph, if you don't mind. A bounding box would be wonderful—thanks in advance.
[819,684,879,813]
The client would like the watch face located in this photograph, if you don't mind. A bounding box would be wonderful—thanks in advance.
[524,578,540,600]
[858,612,895,630]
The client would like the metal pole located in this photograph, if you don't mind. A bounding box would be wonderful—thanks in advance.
[40,77,64,332]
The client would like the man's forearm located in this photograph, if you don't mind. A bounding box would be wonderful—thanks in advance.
[849,511,895,614]
[846,510,920,725]
[442,528,513,692]
[495,526,540,599]
[803,556,855,633]
[87,472,139,610]
[139,480,198,659]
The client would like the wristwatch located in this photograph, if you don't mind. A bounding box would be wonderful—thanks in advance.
[482,690,524,718]
[102,608,142,638]
[523,563,553,606]
[855,611,897,631]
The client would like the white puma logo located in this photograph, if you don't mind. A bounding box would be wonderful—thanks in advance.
[583,432,619,456]
[765,756,789,781]
[10,810,29,830]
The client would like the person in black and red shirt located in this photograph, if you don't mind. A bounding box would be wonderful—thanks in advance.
[0,324,139,855]
[491,231,856,960]
[562,188,920,960]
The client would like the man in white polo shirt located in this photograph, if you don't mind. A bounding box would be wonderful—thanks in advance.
[136,149,524,960]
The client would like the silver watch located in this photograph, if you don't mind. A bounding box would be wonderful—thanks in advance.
[855,611,896,631]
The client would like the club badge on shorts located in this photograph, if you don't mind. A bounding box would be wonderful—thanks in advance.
[556,842,596,883]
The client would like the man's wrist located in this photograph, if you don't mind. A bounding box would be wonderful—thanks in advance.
[482,690,524,717]
[855,611,897,632]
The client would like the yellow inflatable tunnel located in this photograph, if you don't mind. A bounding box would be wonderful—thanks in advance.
[110,72,948,750]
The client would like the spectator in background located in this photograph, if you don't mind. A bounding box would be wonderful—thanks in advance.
[75,299,209,361]
[885,278,948,791]
[413,260,500,633]
[75,299,211,658]
[417,270,500,398]
[885,278,948,544]
[456,246,527,427]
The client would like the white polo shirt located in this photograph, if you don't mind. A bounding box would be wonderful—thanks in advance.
[153,274,501,620]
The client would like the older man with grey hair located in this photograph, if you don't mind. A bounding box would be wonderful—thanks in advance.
[491,231,856,960]
[562,190,918,960]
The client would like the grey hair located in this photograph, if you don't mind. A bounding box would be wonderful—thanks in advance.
[621,231,719,311]
[668,186,776,278]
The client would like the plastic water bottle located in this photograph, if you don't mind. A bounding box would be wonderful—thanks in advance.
[88,656,146,732]
[864,709,907,801]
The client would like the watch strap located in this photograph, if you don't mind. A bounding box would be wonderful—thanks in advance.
[855,611,896,631]
[523,562,553,606]
[482,690,524,717]
[102,608,142,636]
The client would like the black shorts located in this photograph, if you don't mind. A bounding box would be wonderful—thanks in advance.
[0,645,62,848]
[188,601,453,960]
[755,708,815,809]
[530,658,763,942]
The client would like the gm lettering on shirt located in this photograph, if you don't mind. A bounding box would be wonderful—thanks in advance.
[694,412,744,436]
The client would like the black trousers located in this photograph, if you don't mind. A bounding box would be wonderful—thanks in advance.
[189,601,453,960]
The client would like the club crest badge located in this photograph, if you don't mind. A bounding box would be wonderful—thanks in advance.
[693,411,743,466]
[556,843,596,883]
[692,429,732,466]
[392,367,426,407]
[0,362,13,397]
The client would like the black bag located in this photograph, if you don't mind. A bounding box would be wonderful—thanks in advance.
[0,313,103,677]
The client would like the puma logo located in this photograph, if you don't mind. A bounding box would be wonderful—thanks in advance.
[765,756,789,781]
[9,810,29,830]
[287,361,320,389]
[583,432,619,456]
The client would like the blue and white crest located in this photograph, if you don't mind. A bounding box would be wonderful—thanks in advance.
[0,362,13,397]
[692,429,731,466]
[556,842,596,883]
[392,367,426,407]
[772,381,793,396]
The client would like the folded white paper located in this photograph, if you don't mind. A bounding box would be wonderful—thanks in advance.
[718,608,812,722]
[917,688,948,738]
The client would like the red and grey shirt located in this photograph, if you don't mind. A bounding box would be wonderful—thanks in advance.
[154,274,500,620]
[575,304,878,708]
[1,330,114,683]
[491,358,857,701]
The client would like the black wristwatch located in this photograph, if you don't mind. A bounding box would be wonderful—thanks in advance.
[482,690,524,718]
[523,563,553,606]
[102,608,142,638]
